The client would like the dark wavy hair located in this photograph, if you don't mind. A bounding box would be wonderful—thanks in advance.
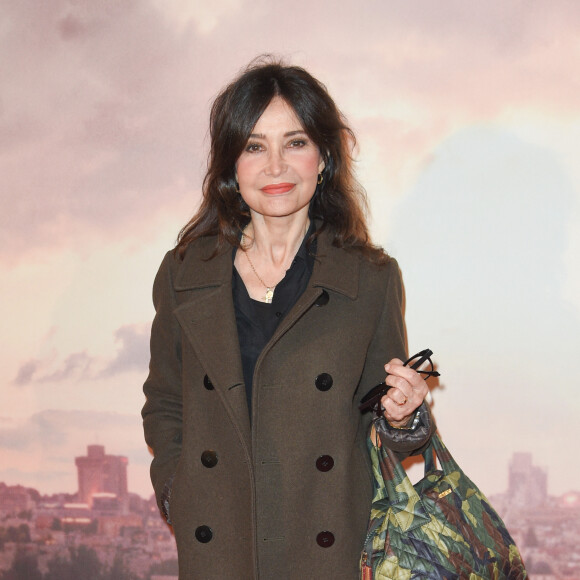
[176,56,386,263]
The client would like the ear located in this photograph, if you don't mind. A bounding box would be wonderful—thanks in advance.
[318,157,326,174]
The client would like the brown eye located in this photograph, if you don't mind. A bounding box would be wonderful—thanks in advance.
[288,139,307,148]
[245,143,263,153]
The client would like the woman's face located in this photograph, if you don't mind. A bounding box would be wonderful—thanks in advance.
[235,97,325,221]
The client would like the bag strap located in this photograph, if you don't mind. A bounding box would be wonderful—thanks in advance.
[371,428,463,532]
[429,432,462,476]
[372,427,431,532]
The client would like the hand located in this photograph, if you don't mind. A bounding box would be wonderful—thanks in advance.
[380,358,429,428]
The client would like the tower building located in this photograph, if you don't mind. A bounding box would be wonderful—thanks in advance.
[507,452,547,508]
[75,445,128,507]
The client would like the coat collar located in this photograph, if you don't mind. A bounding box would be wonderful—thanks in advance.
[173,228,360,299]
[174,236,232,291]
[310,230,360,299]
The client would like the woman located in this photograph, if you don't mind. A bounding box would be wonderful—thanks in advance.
[142,58,435,580]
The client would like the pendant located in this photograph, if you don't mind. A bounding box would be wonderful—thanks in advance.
[265,288,274,303]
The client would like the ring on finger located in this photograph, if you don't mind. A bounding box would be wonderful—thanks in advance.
[397,397,407,406]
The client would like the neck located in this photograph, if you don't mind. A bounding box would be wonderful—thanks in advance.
[244,213,310,267]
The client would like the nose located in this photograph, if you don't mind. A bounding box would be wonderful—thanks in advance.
[265,149,286,176]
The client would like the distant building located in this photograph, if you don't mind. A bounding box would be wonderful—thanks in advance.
[75,445,128,508]
[507,452,547,508]
[0,483,36,516]
[61,502,93,529]
[92,492,121,516]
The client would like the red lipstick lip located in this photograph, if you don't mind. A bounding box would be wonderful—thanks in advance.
[261,183,295,195]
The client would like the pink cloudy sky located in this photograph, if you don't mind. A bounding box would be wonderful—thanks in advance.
[1,0,578,499]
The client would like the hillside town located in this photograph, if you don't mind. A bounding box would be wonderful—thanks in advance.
[0,446,578,579]
[0,445,176,580]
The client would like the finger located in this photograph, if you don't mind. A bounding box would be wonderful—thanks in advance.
[385,374,428,409]
[384,362,424,386]
[385,369,429,403]
[381,392,413,424]
[382,387,408,407]
[384,375,412,403]
[384,358,404,369]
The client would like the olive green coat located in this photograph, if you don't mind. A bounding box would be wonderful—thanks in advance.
[142,230,433,579]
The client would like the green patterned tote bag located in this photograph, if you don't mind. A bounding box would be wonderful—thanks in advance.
[360,429,527,579]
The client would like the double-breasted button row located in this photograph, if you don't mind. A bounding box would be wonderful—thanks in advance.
[201,358,336,546]
[196,526,334,547]
[207,372,336,392]
[199,377,217,543]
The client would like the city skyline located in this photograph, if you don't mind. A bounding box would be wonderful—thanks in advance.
[2,442,577,578]
[0,441,565,504]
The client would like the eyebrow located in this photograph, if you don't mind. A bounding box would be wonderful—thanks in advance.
[248,130,307,139]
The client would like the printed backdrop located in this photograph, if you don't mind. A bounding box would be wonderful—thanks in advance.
[1,0,578,504]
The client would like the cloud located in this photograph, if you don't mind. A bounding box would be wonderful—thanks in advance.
[0,409,137,452]
[150,0,244,34]
[43,352,94,383]
[0,411,68,451]
[388,125,580,389]
[13,351,94,386]
[99,324,150,378]
[0,409,151,496]
[0,0,207,263]
[12,359,42,386]
[2,0,580,264]
[12,324,149,385]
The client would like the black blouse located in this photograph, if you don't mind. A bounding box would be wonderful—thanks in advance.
[232,223,316,415]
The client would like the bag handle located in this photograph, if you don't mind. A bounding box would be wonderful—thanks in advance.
[429,432,463,475]
[371,428,462,532]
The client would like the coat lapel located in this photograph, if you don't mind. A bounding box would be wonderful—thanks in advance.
[173,239,251,446]
[269,230,360,336]
[253,231,361,377]
[311,231,360,298]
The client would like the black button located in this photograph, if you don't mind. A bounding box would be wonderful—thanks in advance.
[316,455,334,472]
[315,373,333,391]
[195,525,213,543]
[275,311,282,318]
[172,431,182,444]
[314,290,329,307]
[201,450,218,468]
[316,531,335,547]
[203,375,214,390]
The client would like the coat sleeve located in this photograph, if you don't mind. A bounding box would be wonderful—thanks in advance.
[141,251,183,518]
[360,257,436,455]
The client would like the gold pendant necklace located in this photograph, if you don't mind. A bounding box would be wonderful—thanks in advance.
[241,221,308,304]
[241,233,276,303]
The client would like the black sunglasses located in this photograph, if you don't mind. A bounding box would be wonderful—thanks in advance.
[358,348,440,416]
